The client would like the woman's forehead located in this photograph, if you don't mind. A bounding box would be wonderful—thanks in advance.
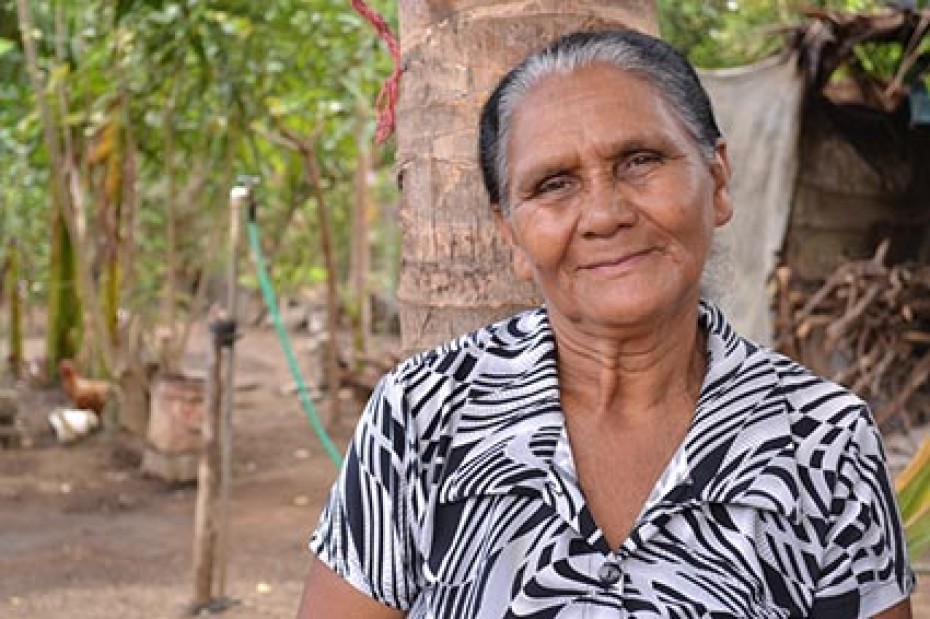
[506,66,694,165]
[510,66,675,135]
[517,62,653,103]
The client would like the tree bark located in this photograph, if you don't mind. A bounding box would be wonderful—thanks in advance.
[396,0,657,354]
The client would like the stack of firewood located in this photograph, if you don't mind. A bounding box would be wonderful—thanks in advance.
[773,241,930,430]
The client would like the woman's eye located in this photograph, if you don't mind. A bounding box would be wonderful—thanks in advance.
[536,175,573,195]
[626,152,663,169]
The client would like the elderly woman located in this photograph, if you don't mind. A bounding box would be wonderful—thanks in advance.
[298,30,914,618]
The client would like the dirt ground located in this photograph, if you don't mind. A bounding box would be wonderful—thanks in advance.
[1,321,928,618]
[0,323,355,619]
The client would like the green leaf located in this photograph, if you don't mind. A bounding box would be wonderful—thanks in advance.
[904,505,930,561]
[115,0,165,24]
[896,439,930,559]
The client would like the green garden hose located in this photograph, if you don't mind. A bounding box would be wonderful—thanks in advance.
[246,219,344,469]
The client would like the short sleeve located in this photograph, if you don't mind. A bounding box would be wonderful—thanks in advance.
[813,409,916,618]
[309,373,420,609]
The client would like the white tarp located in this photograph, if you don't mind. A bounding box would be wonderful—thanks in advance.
[699,55,805,344]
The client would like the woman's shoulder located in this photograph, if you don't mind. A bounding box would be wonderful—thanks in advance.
[365,306,557,456]
[749,345,883,482]
[388,305,552,386]
[761,346,870,426]
[702,302,870,442]
[726,345,895,528]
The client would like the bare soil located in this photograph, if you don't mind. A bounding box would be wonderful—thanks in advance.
[1,324,354,618]
[1,322,927,618]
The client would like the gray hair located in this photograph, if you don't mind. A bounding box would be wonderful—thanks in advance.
[478,30,723,214]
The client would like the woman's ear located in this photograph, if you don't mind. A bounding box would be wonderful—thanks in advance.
[493,208,533,282]
[711,139,733,227]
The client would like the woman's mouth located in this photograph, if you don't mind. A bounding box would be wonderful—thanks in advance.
[581,249,654,274]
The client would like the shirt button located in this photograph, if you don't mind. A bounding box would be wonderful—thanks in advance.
[598,560,622,586]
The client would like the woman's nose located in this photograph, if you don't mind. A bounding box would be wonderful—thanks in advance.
[578,174,636,236]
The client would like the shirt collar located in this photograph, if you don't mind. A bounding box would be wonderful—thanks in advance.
[681,302,800,521]
[448,301,799,522]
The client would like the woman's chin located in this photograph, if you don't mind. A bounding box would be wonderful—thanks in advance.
[557,292,694,333]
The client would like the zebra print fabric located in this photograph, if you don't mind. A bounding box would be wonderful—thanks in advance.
[310,302,914,617]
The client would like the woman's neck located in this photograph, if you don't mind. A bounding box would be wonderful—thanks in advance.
[552,303,707,426]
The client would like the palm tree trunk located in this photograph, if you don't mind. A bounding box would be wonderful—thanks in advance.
[396,0,657,354]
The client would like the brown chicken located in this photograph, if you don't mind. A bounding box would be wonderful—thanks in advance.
[58,360,112,415]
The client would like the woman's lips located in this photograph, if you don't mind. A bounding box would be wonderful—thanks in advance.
[581,249,653,274]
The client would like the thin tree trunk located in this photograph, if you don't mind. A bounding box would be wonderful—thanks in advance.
[261,167,307,266]
[52,5,121,376]
[245,159,308,328]
[268,126,344,427]
[62,145,120,375]
[396,0,657,354]
[350,105,373,368]
[16,0,83,378]
[303,148,343,428]
[101,116,124,347]
[56,5,122,367]
[162,99,218,375]
[6,244,23,379]
[175,158,226,368]
[119,100,139,338]
[163,93,179,373]
[114,16,140,367]
[51,4,91,364]
[50,222,83,369]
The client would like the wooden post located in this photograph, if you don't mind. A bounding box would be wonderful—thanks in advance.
[191,326,223,609]
[189,181,246,612]
[216,183,248,596]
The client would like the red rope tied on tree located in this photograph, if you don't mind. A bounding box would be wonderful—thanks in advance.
[350,0,402,143]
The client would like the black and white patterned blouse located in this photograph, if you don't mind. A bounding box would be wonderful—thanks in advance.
[310,302,915,618]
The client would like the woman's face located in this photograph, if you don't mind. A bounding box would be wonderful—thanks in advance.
[497,63,732,333]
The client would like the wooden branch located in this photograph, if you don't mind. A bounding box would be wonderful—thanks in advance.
[773,235,929,431]
[884,12,930,101]
[903,331,930,345]
[774,266,798,358]
[875,351,930,427]
[850,345,897,396]
[824,282,883,352]
[795,314,834,340]
[793,260,884,324]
